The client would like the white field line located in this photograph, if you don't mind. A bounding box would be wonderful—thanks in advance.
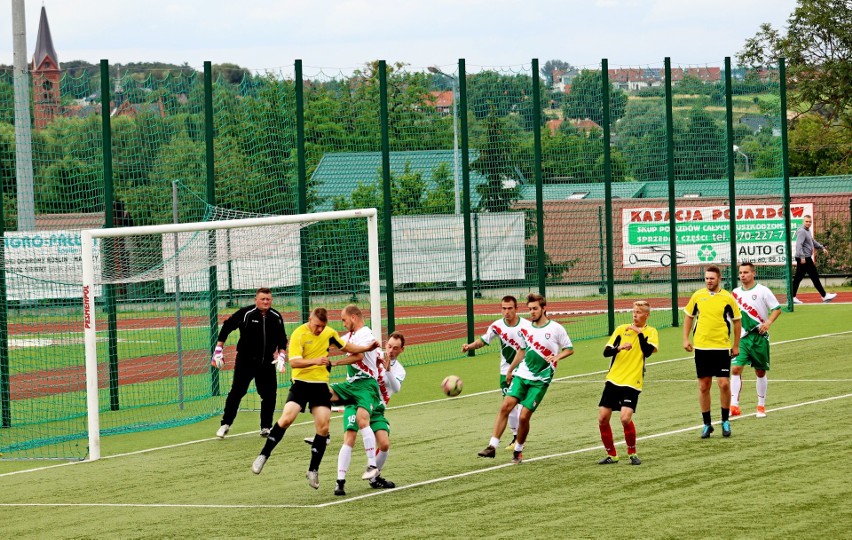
[0,330,849,495]
[3,391,851,510]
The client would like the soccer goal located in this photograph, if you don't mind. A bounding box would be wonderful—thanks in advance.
[80,209,381,461]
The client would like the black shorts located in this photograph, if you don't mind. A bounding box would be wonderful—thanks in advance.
[694,349,732,379]
[598,381,641,412]
[286,380,332,412]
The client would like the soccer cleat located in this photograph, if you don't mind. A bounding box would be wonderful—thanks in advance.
[334,480,346,496]
[722,420,732,437]
[597,455,619,464]
[370,476,396,489]
[362,465,380,480]
[792,297,803,305]
[756,405,767,418]
[730,405,741,417]
[628,454,642,466]
[701,425,714,439]
[216,424,230,439]
[511,450,523,464]
[306,470,320,489]
[505,435,517,450]
[823,292,837,303]
[260,428,271,438]
[251,455,267,475]
[478,445,497,458]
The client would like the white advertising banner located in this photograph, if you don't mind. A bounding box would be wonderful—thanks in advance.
[622,203,813,268]
[391,213,525,283]
[3,230,101,300]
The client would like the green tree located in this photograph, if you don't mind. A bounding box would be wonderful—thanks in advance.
[562,70,627,126]
[470,111,520,212]
[738,0,852,173]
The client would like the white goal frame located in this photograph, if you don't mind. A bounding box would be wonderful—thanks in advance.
[81,208,382,461]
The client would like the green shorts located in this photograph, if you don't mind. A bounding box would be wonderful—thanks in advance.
[732,333,770,371]
[500,374,510,397]
[342,403,390,434]
[331,377,381,415]
[506,376,549,413]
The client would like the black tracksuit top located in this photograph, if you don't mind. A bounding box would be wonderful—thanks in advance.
[217,305,288,362]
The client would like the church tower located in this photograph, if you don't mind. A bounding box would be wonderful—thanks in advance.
[31,6,60,129]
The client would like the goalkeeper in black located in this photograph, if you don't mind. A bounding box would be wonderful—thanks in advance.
[212,287,288,439]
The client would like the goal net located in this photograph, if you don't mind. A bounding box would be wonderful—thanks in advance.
[75,209,380,461]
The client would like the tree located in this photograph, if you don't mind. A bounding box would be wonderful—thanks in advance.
[738,0,852,173]
[738,0,851,123]
[470,111,520,212]
[540,60,576,83]
[562,70,627,126]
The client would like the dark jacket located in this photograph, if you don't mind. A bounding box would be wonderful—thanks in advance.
[218,305,287,363]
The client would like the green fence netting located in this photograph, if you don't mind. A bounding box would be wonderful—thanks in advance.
[0,58,849,459]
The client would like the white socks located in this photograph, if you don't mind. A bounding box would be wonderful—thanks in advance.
[731,374,768,407]
[489,436,500,448]
[337,444,353,481]
[360,427,377,467]
[508,404,520,435]
[731,374,742,406]
[376,450,388,471]
[756,376,768,406]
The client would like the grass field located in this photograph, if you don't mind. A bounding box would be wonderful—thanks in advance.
[1,303,851,539]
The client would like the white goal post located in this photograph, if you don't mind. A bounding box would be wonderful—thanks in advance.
[81,208,381,461]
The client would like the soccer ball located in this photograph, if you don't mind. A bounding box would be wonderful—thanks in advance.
[441,375,463,397]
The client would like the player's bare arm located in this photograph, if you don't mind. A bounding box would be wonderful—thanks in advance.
[505,347,524,384]
[288,355,330,368]
[759,308,782,334]
[331,352,364,367]
[547,348,574,365]
[343,340,379,354]
[731,319,742,357]
[462,338,484,353]
[682,315,695,352]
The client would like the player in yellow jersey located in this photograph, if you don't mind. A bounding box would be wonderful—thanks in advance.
[683,265,742,439]
[250,307,378,490]
[597,301,658,465]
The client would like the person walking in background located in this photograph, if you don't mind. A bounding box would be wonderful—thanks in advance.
[212,287,287,439]
[462,295,531,449]
[597,301,658,466]
[792,215,837,304]
[683,266,742,439]
[731,263,781,418]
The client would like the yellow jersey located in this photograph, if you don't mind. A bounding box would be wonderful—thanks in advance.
[684,288,741,350]
[605,323,659,391]
[288,323,346,382]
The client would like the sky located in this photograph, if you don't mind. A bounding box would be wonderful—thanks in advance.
[1,0,799,74]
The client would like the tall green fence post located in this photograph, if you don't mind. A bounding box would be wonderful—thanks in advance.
[458,59,476,352]
[779,58,794,310]
[0,140,8,427]
[531,59,546,295]
[598,206,606,294]
[379,60,395,333]
[203,61,220,396]
[99,59,120,410]
[664,58,679,327]
[724,57,737,289]
[295,60,311,322]
[601,59,615,333]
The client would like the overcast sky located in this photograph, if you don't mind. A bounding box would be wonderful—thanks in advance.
[2,0,798,73]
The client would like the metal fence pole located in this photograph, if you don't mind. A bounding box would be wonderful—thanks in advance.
[664,57,679,327]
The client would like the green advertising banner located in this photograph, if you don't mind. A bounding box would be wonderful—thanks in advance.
[622,203,813,268]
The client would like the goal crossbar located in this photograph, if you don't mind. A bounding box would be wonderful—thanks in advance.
[81,208,381,461]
